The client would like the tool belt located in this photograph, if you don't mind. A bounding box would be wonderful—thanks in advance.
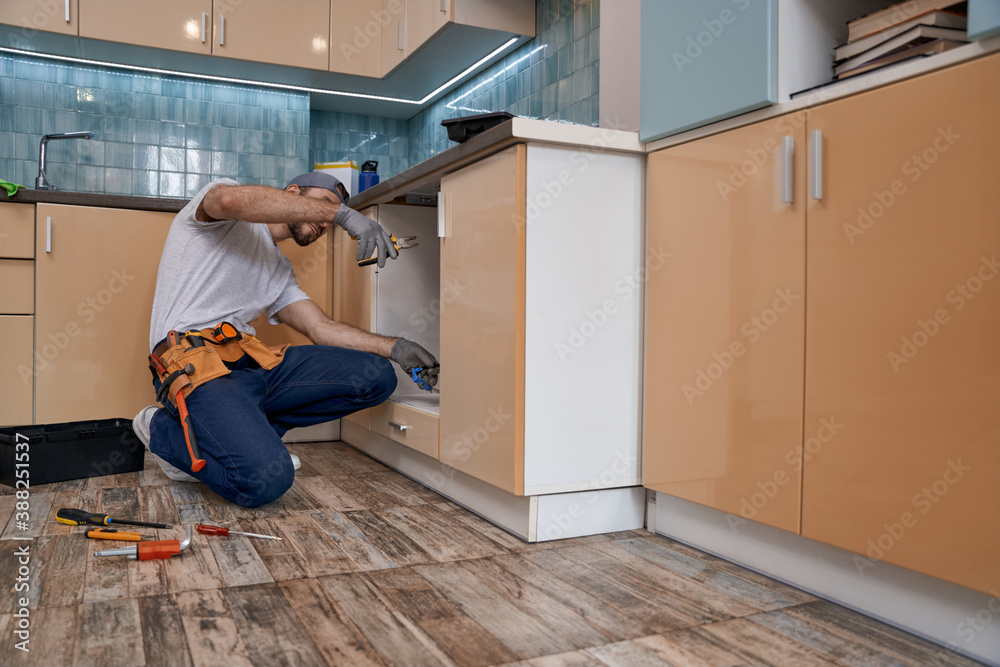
[148,322,289,406]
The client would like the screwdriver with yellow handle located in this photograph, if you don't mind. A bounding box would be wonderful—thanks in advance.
[56,507,172,530]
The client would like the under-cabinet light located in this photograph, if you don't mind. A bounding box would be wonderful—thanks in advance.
[0,37,521,107]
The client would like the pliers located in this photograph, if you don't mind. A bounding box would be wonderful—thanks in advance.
[358,235,418,267]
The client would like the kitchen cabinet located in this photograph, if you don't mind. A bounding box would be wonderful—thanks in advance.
[640,0,897,142]
[0,0,77,37]
[644,114,807,533]
[0,317,33,427]
[212,0,330,71]
[406,0,451,57]
[438,143,645,497]
[646,53,1000,593]
[380,0,408,76]
[79,0,212,55]
[33,204,172,424]
[249,233,335,348]
[0,202,36,428]
[801,53,1000,594]
[330,0,383,77]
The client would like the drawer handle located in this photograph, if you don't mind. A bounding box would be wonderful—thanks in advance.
[65,0,70,23]
[201,12,207,43]
[781,136,794,204]
[46,216,52,253]
[220,14,226,46]
[389,421,409,431]
[811,130,823,200]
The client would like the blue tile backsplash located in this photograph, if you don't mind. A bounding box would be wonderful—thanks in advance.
[0,0,598,196]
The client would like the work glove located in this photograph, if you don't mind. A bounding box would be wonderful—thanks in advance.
[333,205,398,268]
[391,338,440,389]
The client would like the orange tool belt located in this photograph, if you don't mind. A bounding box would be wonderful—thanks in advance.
[148,322,289,406]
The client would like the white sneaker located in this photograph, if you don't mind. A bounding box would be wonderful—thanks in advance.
[132,405,301,479]
[133,405,198,482]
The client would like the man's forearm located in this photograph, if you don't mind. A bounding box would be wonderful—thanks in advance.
[203,185,340,224]
[308,319,396,358]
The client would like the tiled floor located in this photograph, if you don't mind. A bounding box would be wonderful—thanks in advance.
[0,442,985,666]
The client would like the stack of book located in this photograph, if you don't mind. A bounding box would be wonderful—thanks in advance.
[834,0,969,80]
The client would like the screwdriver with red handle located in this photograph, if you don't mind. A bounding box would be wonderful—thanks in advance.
[197,524,282,540]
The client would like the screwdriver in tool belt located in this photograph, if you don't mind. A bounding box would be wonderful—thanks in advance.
[197,524,282,540]
[56,507,172,529]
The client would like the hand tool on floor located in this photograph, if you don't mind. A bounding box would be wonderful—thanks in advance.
[164,330,206,472]
[86,528,149,542]
[358,234,417,267]
[410,367,440,393]
[197,524,282,540]
[94,525,192,560]
[56,507,173,529]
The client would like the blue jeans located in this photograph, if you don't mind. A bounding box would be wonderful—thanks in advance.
[149,345,396,507]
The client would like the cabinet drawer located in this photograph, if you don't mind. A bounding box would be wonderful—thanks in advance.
[0,203,35,258]
[371,401,438,459]
[0,316,33,427]
[0,260,33,313]
[343,408,370,430]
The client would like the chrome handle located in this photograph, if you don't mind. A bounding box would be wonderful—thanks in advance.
[220,15,225,46]
[811,130,823,200]
[438,193,451,238]
[781,136,794,204]
[46,217,52,253]
[398,21,405,50]
[440,0,448,12]
[65,0,70,22]
[201,12,207,43]
[389,421,409,431]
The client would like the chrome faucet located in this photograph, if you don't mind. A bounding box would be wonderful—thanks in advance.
[36,131,94,190]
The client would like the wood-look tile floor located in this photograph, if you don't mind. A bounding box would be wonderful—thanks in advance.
[0,441,985,666]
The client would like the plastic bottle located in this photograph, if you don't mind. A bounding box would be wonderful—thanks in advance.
[358,161,379,192]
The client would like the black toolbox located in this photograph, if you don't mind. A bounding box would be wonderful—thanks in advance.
[0,419,145,487]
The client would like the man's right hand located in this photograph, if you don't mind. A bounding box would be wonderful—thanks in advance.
[334,206,398,268]
[391,339,439,389]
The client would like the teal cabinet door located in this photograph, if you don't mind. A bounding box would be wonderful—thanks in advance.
[640,0,777,142]
[969,0,1000,40]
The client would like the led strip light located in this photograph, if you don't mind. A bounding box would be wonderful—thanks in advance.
[0,37,519,106]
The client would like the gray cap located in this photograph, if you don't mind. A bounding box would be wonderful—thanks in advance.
[286,172,349,203]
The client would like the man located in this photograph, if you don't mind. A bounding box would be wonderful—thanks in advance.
[132,173,439,507]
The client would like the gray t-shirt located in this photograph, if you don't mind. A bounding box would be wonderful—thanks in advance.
[148,178,309,350]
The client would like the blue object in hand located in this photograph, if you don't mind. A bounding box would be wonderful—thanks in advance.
[410,367,434,392]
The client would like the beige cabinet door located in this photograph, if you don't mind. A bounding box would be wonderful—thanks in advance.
[33,204,172,424]
[330,0,382,77]
[802,54,1000,594]
[249,233,334,347]
[0,0,77,36]
[380,0,407,75]
[213,0,330,70]
[0,202,36,259]
[79,0,212,55]
[0,316,34,427]
[644,116,807,534]
[438,145,525,494]
[406,0,450,54]
[332,216,376,333]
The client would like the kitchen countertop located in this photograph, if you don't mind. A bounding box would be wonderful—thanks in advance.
[0,119,641,214]
[0,189,187,213]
